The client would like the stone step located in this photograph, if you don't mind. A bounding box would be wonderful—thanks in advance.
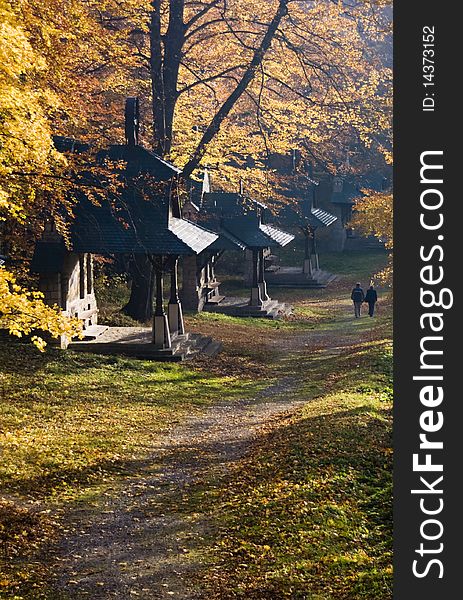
[70,329,221,362]
[186,334,212,353]
[81,324,109,340]
[205,294,225,305]
[205,299,292,320]
[182,335,222,359]
[71,343,185,361]
[266,268,336,289]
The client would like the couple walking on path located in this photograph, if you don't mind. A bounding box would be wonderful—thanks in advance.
[351,283,378,318]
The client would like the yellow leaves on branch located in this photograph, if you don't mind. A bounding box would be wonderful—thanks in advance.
[350,190,393,285]
[1,0,138,225]
[350,190,393,249]
[0,268,82,351]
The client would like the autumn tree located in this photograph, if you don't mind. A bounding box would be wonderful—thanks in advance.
[0,0,82,347]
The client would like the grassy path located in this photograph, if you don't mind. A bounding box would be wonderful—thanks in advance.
[0,251,392,599]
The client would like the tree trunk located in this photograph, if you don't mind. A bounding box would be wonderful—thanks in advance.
[150,0,185,155]
[141,0,288,312]
[150,0,166,155]
[162,0,185,154]
[136,2,184,310]
[122,254,155,322]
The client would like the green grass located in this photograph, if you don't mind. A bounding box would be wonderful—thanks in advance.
[0,344,265,598]
[199,338,393,600]
[321,250,389,280]
[0,346,262,498]
[189,249,393,599]
[187,309,325,331]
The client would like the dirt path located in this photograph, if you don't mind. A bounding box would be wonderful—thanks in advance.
[51,378,305,599]
[50,299,372,599]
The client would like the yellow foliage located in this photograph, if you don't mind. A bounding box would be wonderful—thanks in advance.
[0,0,65,221]
[350,190,393,285]
[167,0,392,192]
[0,1,88,347]
[0,267,82,350]
[350,190,393,248]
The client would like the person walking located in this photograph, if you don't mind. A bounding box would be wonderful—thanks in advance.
[364,284,378,317]
[351,282,365,318]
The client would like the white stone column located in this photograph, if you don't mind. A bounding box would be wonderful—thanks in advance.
[249,249,263,306]
[167,257,185,337]
[152,263,172,349]
[258,248,270,301]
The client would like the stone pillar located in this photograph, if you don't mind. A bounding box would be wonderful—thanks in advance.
[209,254,220,300]
[210,255,216,282]
[168,258,185,337]
[180,255,201,311]
[313,232,320,270]
[302,232,313,276]
[249,249,263,306]
[244,249,254,285]
[258,248,270,301]
[153,265,171,349]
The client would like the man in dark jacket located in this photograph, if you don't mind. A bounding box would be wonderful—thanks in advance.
[351,283,365,317]
[364,285,378,317]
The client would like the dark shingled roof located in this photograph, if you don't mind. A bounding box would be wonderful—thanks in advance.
[99,145,182,181]
[331,191,355,205]
[199,191,294,250]
[30,241,66,273]
[202,192,271,218]
[59,140,218,256]
[306,207,338,228]
[260,223,294,247]
[207,229,247,252]
[222,216,282,249]
[203,192,245,216]
[192,212,246,252]
[71,195,217,256]
[53,135,90,154]
[331,180,362,205]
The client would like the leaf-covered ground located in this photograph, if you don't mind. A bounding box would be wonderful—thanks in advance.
[0,250,392,599]
[200,338,392,599]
